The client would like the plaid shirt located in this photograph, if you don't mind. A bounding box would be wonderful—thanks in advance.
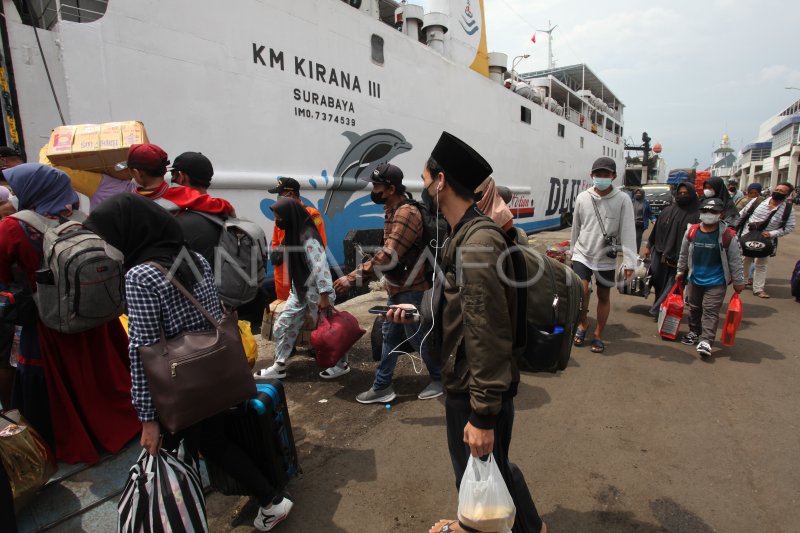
[347,201,429,295]
[125,255,222,422]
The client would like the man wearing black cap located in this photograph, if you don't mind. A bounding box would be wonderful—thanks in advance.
[268,177,327,302]
[677,197,744,358]
[0,146,24,172]
[333,163,443,401]
[570,156,637,354]
[170,151,214,195]
[387,132,545,533]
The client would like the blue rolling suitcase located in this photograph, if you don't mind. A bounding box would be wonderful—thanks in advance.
[207,379,301,495]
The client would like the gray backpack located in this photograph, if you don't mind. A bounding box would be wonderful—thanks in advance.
[10,211,125,334]
[154,199,268,308]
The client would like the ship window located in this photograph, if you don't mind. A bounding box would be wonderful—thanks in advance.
[580,136,584,149]
[603,146,606,155]
[521,106,531,124]
[12,0,109,28]
[557,124,565,138]
[371,35,385,65]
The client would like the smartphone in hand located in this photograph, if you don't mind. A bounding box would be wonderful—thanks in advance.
[368,305,418,318]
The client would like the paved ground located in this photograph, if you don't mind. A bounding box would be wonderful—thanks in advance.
[206,228,800,533]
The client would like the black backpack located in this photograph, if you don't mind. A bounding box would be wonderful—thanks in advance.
[388,198,449,282]
[436,217,582,373]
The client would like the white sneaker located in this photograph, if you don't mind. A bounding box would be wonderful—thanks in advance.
[255,363,286,380]
[254,497,293,531]
[696,341,712,358]
[319,361,350,380]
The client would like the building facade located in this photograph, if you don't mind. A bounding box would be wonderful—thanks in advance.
[733,99,800,190]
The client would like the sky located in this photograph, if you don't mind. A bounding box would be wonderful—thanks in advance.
[416,0,800,171]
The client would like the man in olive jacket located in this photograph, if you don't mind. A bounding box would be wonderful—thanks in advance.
[389,132,545,533]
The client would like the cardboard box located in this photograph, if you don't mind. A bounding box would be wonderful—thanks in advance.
[46,120,149,178]
[261,299,317,346]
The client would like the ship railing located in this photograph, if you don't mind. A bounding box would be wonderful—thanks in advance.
[59,1,108,23]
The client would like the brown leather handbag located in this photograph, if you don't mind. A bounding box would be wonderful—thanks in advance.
[139,264,256,434]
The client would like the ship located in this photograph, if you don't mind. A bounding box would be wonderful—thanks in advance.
[1,0,625,267]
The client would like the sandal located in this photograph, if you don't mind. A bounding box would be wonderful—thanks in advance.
[430,520,460,533]
[754,291,770,299]
[319,362,350,380]
[574,328,587,347]
[590,339,605,353]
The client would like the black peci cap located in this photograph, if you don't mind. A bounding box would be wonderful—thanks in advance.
[430,131,493,191]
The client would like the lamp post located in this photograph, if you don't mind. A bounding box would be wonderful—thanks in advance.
[511,54,530,80]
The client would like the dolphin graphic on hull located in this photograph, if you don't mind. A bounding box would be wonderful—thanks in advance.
[322,129,412,218]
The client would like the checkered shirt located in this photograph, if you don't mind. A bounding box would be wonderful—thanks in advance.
[125,255,222,422]
[347,201,428,295]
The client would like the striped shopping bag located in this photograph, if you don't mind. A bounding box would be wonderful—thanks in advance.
[118,442,207,533]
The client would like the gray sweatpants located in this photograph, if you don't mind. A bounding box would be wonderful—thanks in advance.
[686,283,727,345]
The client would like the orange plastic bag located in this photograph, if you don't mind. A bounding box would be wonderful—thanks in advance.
[721,293,743,347]
[658,282,684,340]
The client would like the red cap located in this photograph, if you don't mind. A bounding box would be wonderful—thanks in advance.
[126,143,169,170]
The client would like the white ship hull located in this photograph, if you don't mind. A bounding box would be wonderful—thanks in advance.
[3,0,625,263]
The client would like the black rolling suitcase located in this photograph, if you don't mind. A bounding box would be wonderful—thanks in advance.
[207,379,301,495]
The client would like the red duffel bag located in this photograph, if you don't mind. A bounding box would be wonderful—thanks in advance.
[311,308,366,368]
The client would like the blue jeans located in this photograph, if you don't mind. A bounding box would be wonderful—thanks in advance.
[373,291,441,390]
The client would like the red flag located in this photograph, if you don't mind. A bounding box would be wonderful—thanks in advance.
[531,33,536,44]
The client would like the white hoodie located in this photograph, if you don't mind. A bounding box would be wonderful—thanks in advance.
[570,186,637,271]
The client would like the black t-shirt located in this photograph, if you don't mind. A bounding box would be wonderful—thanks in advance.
[174,211,222,266]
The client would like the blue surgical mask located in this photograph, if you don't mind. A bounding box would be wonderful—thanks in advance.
[593,177,613,191]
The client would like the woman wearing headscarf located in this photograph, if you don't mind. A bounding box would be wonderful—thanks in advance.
[643,182,700,316]
[632,188,654,252]
[258,197,339,380]
[475,176,514,232]
[0,164,139,464]
[86,193,293,531]
[702,176,738,226]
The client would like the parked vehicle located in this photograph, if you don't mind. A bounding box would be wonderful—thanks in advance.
[642,184,673,217]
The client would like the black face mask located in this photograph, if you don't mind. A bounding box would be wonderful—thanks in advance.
[421,180,439,213]
[275,219,286,230]
[675,196,692,206]
[370,190,387,205]
[772,191,787,202]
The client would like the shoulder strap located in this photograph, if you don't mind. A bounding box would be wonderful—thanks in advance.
[589,197,609,238]
[185,209,226,227]
[735,198,758,233]
[459,218,528,351]
[146,262,220,328]
[153,197,181,212]
[722,228,736,249]
[9,210,57,234]
[687,223,699,241]
[780,202,793,229]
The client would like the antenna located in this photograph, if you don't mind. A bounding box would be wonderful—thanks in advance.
[536,20,558,69]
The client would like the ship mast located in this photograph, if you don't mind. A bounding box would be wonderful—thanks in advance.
[536,20,558,70]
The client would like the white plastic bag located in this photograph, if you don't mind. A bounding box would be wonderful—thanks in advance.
[457,454,516,532]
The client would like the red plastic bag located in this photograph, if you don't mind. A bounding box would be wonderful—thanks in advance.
[658,281,684,340]
[721,293,743,347]
[310,309,365,368]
